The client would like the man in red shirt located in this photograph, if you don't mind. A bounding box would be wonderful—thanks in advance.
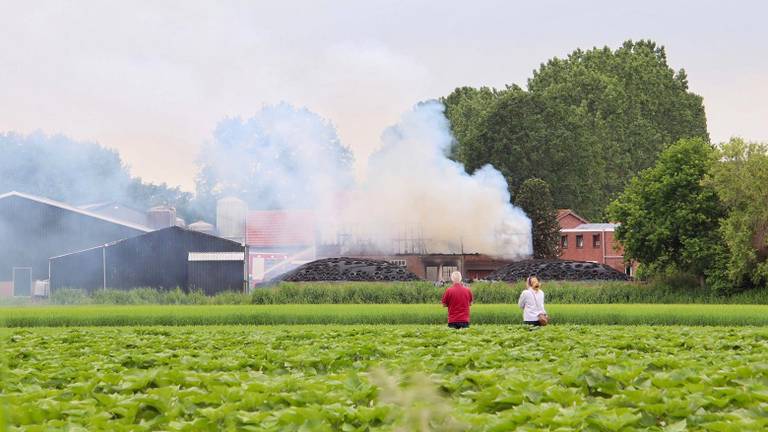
[441,271,473,329]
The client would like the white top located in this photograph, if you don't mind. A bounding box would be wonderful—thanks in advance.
[518,289,546,322]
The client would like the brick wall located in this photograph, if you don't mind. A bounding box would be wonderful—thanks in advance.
[559,230,627,273]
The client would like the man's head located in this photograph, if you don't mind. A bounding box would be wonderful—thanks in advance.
[450,271,462,284]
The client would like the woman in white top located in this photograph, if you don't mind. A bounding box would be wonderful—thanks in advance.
[518,276,548,326]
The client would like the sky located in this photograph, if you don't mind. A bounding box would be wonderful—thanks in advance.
[1,0,766,190]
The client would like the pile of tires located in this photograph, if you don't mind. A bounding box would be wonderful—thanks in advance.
[485,259,629,282]
[278,257,421,282]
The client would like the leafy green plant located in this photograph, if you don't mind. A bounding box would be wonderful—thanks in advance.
[5,325,768,430]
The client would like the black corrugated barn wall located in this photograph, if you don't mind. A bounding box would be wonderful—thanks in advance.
[50,226,245,294]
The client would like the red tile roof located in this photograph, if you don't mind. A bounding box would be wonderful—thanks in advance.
[246,210,316,248]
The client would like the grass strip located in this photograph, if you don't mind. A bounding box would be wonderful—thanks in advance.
[3,304,768,327]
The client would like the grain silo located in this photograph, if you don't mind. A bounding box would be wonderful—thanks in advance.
[147,206,176,230]
[216,197,247,243]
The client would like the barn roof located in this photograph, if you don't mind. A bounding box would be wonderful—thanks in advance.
[246,210,315,248]
[49,226,243,260]
[0,191,151,232]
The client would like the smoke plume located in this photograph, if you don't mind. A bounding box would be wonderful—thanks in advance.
[202,101,531,257]
[343,101,532,258]
[198,103,354,236]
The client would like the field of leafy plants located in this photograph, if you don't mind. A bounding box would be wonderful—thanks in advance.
[4,324,768,431]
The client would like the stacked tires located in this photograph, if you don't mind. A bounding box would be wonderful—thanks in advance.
[278,257,420,282]
[486,259,629,282]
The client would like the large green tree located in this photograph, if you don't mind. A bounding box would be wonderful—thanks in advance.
[478,88,604,215]
[529,40,708,203]
[443,40,709,220]
[443,86,501,169]
[607,138,725,286]
[708,138,768,290]
[514,178,560,259]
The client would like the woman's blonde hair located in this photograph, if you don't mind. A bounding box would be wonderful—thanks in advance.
[527,275,541,290]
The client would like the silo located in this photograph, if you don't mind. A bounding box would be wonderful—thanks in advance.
[188,221,216,235]
[216,197,247,242]
[147,206,176,230]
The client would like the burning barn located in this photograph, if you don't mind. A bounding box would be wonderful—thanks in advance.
[49,226,246,295]
[0,191,149,297]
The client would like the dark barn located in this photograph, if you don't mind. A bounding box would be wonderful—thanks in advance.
[50,226,246,294]
[188,252,247,295]
[0,191,149,297]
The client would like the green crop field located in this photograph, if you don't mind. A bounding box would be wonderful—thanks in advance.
[4,304,768,327]
[4,325,768,431]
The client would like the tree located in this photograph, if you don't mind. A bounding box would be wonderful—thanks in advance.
[0,131,131,204]
[514,178,560,259]
[708,138,768,290]
[442,86,501,168]
[477,88,605,216]
[607,138,725,285]
[442,40,709,220]
[0,131,196,220]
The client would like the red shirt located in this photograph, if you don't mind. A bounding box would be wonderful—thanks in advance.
[441,283,473,323]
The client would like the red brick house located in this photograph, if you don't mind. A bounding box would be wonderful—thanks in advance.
[557,209,632,276]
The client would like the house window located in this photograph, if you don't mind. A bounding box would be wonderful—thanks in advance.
[593,234,601,248]
[560,235,568,249]
[576,235,584,248]
[388,259,407,267]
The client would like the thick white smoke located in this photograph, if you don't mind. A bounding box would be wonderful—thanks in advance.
[343,101,532,258]
[200,103,354,236]
[203,101,532,258]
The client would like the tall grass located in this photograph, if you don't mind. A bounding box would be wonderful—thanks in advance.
[43,281,768,306]
[255,281,768,304]
[49,287,252,305]
[4,304,768,327]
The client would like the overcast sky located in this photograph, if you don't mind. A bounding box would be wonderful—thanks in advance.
[1,0,766,190]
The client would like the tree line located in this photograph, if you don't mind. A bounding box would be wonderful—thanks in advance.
[441,40,710,259]
[608,137,768,293]
[442,40,767,292]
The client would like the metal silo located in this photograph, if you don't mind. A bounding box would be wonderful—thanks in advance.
[216,197,247,242]
[147,206,176,230]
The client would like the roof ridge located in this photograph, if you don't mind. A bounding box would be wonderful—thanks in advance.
[0,190,151,232]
